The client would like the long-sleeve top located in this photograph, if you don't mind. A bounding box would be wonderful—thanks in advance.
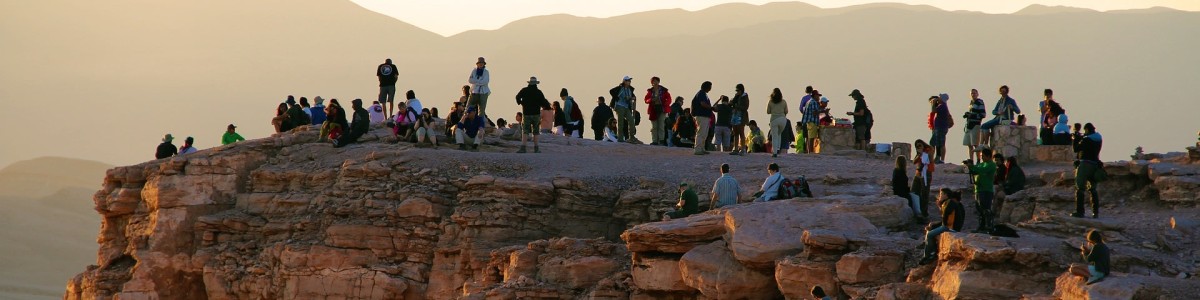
[757,173,785,201]
[458,115,485,138]
[221,132,245,145]
[644,86,672,119]
[991,96,1021,120]
[1084,243,1111,275]
[610,85,636,109]
[468,68,490,94]
[368,104,385,124]
[942,200,966,231]
[710,174,740,209]
[801,99,821,125]
[691,91,713,118]
[563,97,576,124]
[517,86,551,115]
[309,104,327,125]
[968,161,997,194]
[892,168,911,198]
[965,98,986,128]
[767,100,788,122]
[1074,132,1104,163]
[1004,164,1026,195]
[155,142,177,159]
[933,103,952,129]
[591,105,614,130]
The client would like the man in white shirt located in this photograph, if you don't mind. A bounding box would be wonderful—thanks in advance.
[405,90,423,113]
[755,163,785,202]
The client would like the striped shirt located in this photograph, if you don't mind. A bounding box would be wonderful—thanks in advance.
[711,174,740,209]
[801,100,821,125]
[966,98,986,126]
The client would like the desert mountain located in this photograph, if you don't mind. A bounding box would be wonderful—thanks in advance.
[0,157,110,300]
[2,1,1197,168]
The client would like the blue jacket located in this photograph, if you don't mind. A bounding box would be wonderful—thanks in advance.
[310,105,327,125]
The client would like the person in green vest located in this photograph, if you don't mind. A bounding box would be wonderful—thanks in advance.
[664,182,699,220]
[222,124,245,145]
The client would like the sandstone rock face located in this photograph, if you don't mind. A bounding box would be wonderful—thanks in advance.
[817,127,857,153]
[679,240,780,300]
[991,125,1038,163]
[1052,267,1200,300]
[1033,145,1074,163]
[776,259,837,300]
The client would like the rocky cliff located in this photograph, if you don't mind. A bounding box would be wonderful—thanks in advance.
[66,126,1200,299]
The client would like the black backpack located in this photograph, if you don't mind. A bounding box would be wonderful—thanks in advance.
[990,224,1020,238]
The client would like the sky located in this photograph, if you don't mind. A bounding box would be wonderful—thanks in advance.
[351,0,1200,36]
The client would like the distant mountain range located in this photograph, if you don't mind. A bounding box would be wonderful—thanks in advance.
[2,0,1197,168]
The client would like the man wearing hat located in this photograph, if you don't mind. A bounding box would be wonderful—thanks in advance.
[663,181,699,220]
[516,77,551,153]
[468,57,491,118]
[155,134,178,159]
[222,124,245,145]
[608,76,640,143]
[801,90,823,153]
[846,89,873,151]
[377,58,399,117]
[309,96,327,126]
[455,105,486,151]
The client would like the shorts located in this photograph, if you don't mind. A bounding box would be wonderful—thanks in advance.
[523,114,541,135]
[963,126,981,146]
[854,124,870,141]
[806,123,820,138]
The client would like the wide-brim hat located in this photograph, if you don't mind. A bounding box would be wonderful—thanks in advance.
[477,57,487,65]
[528,76,540,84]
[849,89,864,98]
[314,96,324,104]
[163,134,174,142]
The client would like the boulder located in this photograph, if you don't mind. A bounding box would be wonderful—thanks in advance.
[679,240,780,300]
[622,213,725,254]
[1051,268,1200,300]
[835,249,906,285]
[723,201,876,269]
[630,255,692,293]
[775,259,838,300]
[1155,175,1200,203]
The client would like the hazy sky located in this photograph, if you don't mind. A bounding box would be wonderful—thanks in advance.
[351,0,1200,36]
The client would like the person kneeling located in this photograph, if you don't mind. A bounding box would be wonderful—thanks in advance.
[920,188,965,265]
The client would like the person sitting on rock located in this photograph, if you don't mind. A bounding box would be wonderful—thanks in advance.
[414,108,439,148]
[455,106,485,151]
[920,188,965,265]
[1078,229,1110,284]
[811,285,832,300]
[603,118,620,143]
[155,134,178,159]
[1002,156,1025,196]
[663,182,699,220]
[965,148,998,233]
[178,136,197,155]
[754,163,785,202]
[333,99,369,148]
[747,120,765,153]
[710,163,740,209]
[222,124,245,145]
[393,102,418,142]
[1072,123,1103,218]
[673,108,696,148]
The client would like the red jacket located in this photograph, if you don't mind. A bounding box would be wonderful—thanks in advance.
[644,86,672,121]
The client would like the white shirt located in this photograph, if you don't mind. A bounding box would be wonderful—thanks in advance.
[468,68,491,94]
[604,127,619,142]
[917,152,931,183]
[758,172,785,201]
[179,146,197,155]
[368,104,385,124]
[407,98,423,113]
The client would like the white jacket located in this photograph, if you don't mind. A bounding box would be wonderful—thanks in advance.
[468,68,490,94]
[368,104,385,124]
[758,172,785,201]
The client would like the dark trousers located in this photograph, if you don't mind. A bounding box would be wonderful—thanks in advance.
[1075,162,1101,215]
[593,128,604,141]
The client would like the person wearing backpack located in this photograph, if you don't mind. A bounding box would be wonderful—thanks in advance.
[930,94,953,163]
[729,84,750,155]
[754,163,785,202]
[609,76,640,143]
[846,89,873,151]
[560,88,584,138]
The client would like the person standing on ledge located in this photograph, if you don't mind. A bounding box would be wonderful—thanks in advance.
[644,76,673,146]
[155,134,177,159]
[663,182,699,220]
[468,57,491,119]
[846,89,874,151]
[591,97,614,141]
[1072,123,1104,218]
[801,90,822,154]
[962,89,986,162]
[222,124,245,145]
[377,58,399,117]
[709,163,740,209]
[516,77,551,153]
[766,88,789,157]
[609,76,639,143]
[965,148,998,233]
[691,81,715,155]
[730,84,750,155]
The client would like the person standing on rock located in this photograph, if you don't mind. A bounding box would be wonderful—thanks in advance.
[155,134,177,159]
[713,95,734,152]
[377,59,399,117]
[609,76,639,143]
[766,88,789,158]
[893,155,912,206]
[468,57,491,119]
[644,77,673,146]
[754,163,785,201]
[222,124,244,145]
[730,84,750,155]
[691,81,715,155]
[801,90,822,154]
[455,106,485,151]
[980,85,1021,148]
[962,89,986,162]
[552,101,566,136]
[334,99,369,148]
[846,89,874,151]
[560,88,583,138]
[1072,123,1104,218]
[516,77,551,153]
[965,148,998,233]
[664,182,699,220]
[920,188,965,265]
[931,94,953,163]
[591,97,614,141]
[710,164,740,209]
[912,139,934,219]
[1078,229,1111,284]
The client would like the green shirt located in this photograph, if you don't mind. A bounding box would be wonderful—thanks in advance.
[970,161,997,193]
[667,188,700,219]
[222,132,245,145]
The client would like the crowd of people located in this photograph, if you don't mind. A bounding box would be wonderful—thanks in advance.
[151,56,1113,286]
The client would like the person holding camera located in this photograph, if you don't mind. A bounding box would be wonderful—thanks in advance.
[1072,123,1104,218]
[965,148,998,233]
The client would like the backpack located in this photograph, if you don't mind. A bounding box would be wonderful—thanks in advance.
[990,224,1020,238]
[774,176,813,200]
[634,110,642,126]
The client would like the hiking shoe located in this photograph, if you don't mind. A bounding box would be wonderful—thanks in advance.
[517,146,527,153]
[534,146,541,153]
[472,144,479,150]
[772,153,778,158]
[1069,212,1084,218]
[1086,276,1106,285]
[1092,212,1099,219]
[730,151,739,156]
[458,144,467,150]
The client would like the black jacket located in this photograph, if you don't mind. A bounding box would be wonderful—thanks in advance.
[516,85,551,115]
[155,142,177,159]
[1074,132,1103,162]
[609,85,636,109]
[350,107,370,134]
[1085,243,1111,275]
[942,200,965,232]
[591,104,614,130]
[892,169,910,198]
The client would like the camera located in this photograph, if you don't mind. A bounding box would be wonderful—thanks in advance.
[963,159,973,165]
